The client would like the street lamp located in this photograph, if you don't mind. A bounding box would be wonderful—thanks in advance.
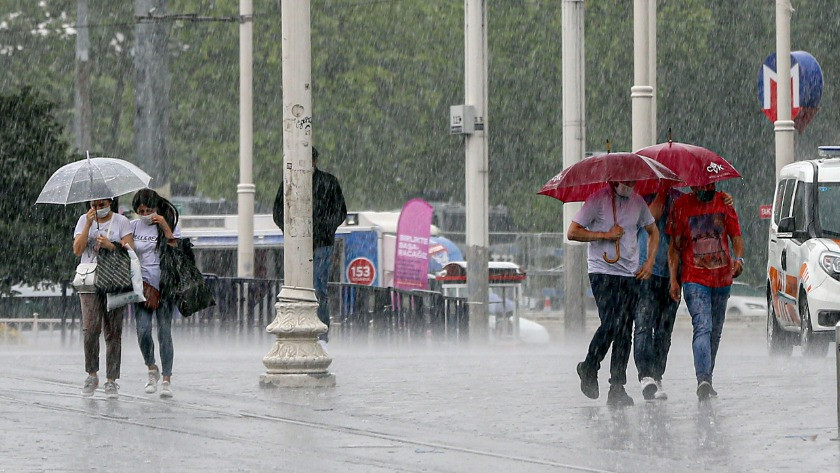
[260,0,335,389]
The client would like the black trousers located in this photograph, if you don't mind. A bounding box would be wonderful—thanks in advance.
[633,275,679,381]
[582,273,641,386]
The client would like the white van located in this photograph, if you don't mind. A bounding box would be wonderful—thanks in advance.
[766,146,840,357]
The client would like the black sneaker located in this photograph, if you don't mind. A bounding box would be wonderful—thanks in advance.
[607,384,634,407]
[577,362,599,399]
[697,381,712,401]
[709,384,718,398]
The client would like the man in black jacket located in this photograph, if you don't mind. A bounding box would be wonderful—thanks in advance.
[273,147,347,341]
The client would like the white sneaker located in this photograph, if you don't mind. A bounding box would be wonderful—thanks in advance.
[160,381,173,399]
[641,376,658,400]
[103,381,119,400]
[145,368,161,394]
[654,380,668,400]
[81,375,98,397]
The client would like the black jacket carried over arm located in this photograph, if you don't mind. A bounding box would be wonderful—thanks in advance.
[273,167,347,249]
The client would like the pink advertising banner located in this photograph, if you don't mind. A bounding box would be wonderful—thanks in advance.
[393,198,434,290]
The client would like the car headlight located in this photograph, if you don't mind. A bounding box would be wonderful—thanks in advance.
[819,252,840,281]
[746,303,764,310]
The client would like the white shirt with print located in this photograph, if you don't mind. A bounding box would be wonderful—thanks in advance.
[131,219,182,290]
[73,213,133,264]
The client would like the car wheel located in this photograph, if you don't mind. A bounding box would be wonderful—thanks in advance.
[767,286,792,356]
[727,307,741,318]
[799,290,829,358]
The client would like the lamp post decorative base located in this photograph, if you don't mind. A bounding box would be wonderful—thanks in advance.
[260,286,335,388]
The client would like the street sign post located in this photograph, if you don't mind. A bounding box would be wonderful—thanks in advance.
[757,51,824,132]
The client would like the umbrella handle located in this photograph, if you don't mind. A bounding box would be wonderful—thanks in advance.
[603,192,621,264]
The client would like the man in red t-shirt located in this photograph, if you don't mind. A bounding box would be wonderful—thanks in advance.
[667,183,744,401]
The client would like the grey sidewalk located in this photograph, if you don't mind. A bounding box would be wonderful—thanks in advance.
[1,318,838,472]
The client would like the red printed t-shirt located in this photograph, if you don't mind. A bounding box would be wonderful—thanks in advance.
[667,192,741,288]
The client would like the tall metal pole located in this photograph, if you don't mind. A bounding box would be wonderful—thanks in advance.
[775,0,795,178]
[561,0,586,335]
[464,0,490,342]
[261,0,334,388]
[648,0,657,144]
[237,0,255,278]
[74,0,92,153]
[632,0,653,152]
[134,0,170,195]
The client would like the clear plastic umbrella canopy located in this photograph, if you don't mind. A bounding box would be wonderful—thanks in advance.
[36,156,152,205]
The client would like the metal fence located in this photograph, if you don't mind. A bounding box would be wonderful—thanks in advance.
[329,283,469,344]
[0,278,468,344]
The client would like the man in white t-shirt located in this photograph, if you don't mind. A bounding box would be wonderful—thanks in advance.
[567,181,658,407]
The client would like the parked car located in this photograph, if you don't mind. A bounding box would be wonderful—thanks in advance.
[766,146,840,357]
[677,282,766,318]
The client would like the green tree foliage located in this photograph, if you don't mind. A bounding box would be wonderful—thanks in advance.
[0,88,77,294]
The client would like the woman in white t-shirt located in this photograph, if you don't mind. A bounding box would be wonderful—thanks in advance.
[130,189,181,399]
[72,198,134,400]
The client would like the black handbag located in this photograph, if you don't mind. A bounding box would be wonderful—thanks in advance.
[95,245,133,294]
[160,238,215,317]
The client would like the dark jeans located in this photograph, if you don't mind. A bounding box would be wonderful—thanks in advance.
[583,273,641,386]
[314,245,333,335]
[633,275,679,381]
[134,299,174,377]
[80,293,124,380]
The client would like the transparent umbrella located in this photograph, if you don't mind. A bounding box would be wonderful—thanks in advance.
[36,153,152,205]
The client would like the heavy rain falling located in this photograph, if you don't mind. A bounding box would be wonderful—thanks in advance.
[1,0,839,471]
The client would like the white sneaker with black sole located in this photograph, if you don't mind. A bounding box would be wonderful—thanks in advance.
[654,380,668,400]
[641,376,658,400]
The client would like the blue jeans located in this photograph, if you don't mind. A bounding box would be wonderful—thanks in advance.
[682,283,730,384]
[633,275,679,381]
[583,273,641,386]
[134,299,174,377]
[313,245,333,333]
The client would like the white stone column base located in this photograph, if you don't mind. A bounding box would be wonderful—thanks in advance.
[260,286,334,388]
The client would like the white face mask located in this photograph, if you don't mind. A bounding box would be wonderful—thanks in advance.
[614,183,634,197]
[139,212,157,225]
[95,207,111,218]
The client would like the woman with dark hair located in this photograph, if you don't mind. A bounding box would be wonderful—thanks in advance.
[130,188,181,398]
[72,198,134,399]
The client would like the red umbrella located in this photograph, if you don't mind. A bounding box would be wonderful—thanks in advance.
[633,141,741,195]
[538,152,680,264]
[537,152,680,203]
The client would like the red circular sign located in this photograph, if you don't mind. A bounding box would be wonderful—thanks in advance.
[346,257,376,285]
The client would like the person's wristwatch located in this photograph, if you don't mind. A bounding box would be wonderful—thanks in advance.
[735,257,744,264]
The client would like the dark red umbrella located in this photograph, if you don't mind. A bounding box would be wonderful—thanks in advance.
[633,141,741,195]
[538,152,680,264]
[538,152,680,203]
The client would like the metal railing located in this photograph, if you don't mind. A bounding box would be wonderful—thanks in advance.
[329,283,469,344]
[182,276,283,329]
[0,278,468,344]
